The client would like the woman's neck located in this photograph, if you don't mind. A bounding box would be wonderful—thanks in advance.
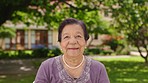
[63,55,84,68]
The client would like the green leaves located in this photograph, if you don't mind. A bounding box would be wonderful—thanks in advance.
[0,26,16,38]
[108,0,148,60]
[1,0,147,46]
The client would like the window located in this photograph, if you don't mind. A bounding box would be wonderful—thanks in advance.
[94,33,98,39]
[31,30,48,48]
[48,31,53,47]
[5,38,11,49]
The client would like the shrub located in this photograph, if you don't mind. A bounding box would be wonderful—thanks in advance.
[0,47,62,59]
[84,48,101,55]
[50,48,62,56]
[0,50,10,59]
[32,48,49,58]
[16,50,32,59]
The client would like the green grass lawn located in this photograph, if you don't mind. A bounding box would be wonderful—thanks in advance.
[0,74,36,83]
[0,56,148,83]
[96,56,148,83]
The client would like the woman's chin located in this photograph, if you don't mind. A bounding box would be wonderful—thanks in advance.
[67,53,80,57]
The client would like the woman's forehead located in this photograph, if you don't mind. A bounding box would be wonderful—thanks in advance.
[63,24,83,30]
[62,24,83,33]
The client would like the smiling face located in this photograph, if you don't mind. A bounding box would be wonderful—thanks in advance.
[60,24,86,57]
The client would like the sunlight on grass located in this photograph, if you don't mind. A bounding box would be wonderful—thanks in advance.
[116,78,138,82]
[95,56,145,62]
[0,56,148,83]
[95,56,148,83]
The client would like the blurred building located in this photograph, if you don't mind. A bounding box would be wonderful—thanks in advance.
[1,2,113,50]
[1,21,58,50]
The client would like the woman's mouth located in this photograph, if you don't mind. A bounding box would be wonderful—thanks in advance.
[68,48,79,50]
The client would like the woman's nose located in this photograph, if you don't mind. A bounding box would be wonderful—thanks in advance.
[69,37,77,44]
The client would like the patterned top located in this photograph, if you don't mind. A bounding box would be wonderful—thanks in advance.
[34,56,110,83]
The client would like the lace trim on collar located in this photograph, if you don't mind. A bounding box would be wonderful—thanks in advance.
[55,56,91,83]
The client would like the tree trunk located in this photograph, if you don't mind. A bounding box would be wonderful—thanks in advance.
[144,57,148,63]
[87,34,93,49]
[137,46,148,64]
[144,45,148,64]
[144,47,148,64]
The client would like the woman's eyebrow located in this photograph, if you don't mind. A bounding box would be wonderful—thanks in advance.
[76,32,83,35]
[62,33,69,36]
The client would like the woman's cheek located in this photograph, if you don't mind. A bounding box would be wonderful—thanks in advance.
[78,41,86,47]
[61,42,68,51]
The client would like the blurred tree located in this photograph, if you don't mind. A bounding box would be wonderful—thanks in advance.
[103,0,148,63]
[0,0,112,30]
[0,0,31,50]
[1,0,110,47]
[0,0,31,26]
[0,26,16,49]
[0,0,148,63]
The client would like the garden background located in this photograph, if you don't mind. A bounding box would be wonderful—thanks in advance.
[0,0,148,83]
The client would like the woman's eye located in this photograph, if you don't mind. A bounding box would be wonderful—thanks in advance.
[76,35,82,38]
[63,36,69,39]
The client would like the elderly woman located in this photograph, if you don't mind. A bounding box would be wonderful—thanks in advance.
[34,18,110,83]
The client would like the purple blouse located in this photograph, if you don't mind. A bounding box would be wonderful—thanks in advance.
[34,56,110,83]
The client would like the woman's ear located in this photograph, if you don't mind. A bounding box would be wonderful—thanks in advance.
[58,42,63,53]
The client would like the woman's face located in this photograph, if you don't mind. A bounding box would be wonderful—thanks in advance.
[60,24,86,57]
